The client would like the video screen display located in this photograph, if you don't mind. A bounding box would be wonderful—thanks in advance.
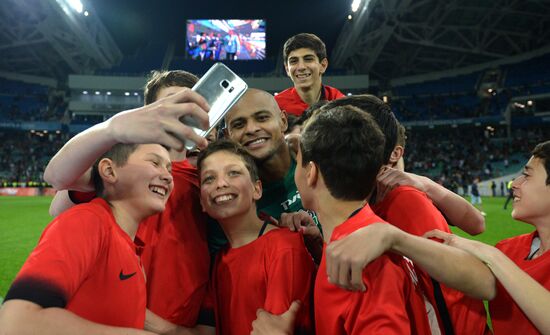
[186,19,266,61]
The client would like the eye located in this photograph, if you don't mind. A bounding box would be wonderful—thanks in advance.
[151,160,160,167]
[202,175,214,184]
[230,120,244,129]
[228,170,241,177]
[256,114,270,122]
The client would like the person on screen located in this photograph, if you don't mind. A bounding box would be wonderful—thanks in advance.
[225,30,240,60]
[275,33,344,116]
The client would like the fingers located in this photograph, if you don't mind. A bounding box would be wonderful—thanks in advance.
[256,308,267,317]
[283,300,301,321]
[168,87,210,115]
[350,262,366,291]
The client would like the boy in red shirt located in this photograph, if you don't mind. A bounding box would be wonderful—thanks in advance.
[261,105,435,334]
[322,141,550,334]
[275,33,344,116]
[0,143,174,334]
[196,140,315,335]
[44,70,211,327]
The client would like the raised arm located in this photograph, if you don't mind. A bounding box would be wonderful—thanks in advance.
[377,168,485,235]
[0,300,156,335]
[44,88,210,191]
[326,223,496,300]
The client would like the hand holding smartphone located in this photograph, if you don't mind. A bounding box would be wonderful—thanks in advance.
[182,63,248,150]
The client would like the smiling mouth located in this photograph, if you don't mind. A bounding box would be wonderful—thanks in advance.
[213,194,236,204]
[150,185,168,197]
[244,138,268,147]
[295,73,311,79]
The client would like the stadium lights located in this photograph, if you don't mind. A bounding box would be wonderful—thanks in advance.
[125,92,130,96]
[382,95,388,103]
[351,0,362,12]
[134,92,139,96]
[95,91,100,95]
[348,15,353,20]
[82,90,88,94]
[106,91,112,95]
[527,100,533,106]
[347,92,352,96]
[66,0,83,13]
[84,10,89,16]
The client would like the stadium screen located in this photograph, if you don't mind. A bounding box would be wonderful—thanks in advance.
[186,19,266,61]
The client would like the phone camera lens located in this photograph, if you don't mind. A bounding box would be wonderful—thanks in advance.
[221,80,229,89]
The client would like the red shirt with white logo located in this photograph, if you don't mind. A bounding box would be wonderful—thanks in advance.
[275,85,345,116]
[315,204,434,335]
[5,198,147,328]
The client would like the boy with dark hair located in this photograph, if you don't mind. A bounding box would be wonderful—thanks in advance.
[197,140,315,335]
[317,140,550,334]
[0,143,174,334]
[44,70,211,328]
[294,106,435,334]
[321,95,489,334]
[275,33,344,116]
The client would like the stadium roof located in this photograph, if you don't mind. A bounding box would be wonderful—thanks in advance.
[1,0,549,81]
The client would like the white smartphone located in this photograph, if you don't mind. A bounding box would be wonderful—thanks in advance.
[182,63,248,150]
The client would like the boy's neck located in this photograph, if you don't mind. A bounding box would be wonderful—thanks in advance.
[535,219,550,254]
[315,192,365,243]
[219,206,267,248]
[109,199,146,240]
[258,142,292,183]
[296,82,322,107]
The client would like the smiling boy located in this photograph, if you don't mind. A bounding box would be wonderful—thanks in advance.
[275,33,344,116]
[197,140,315,335]
[0,144,173,334]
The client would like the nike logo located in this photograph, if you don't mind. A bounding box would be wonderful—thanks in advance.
[119,270,137,281]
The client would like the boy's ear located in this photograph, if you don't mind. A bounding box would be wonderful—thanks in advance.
[253,179,262,201]
[98,158,117,186]
[320,58,328,75]
[388,145,405,167]
[306,161,319,188]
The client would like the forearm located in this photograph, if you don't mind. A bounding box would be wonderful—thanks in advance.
[44,121,117,191]
[144,310,215,335]
[483,248,550,334]
[423,178,485,235]
[0,300,155,335]
[390,228,496,299]
[49,190,76,217]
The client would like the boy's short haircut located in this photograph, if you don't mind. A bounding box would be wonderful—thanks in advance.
[197,139,260,182]
[300,105,385,201]
[91,143,139,195]
[144,70,199,105]
[283,33,327,63]
[321,95,399,165]
[396,124,407,148]
[532,140,550,185]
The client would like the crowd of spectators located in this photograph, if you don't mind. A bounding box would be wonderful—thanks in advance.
[404,125,550,193]
[0,129,66,186]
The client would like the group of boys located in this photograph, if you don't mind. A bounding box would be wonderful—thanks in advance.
[0,32,548,335]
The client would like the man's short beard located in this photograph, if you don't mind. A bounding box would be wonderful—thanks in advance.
[253,139,285,165]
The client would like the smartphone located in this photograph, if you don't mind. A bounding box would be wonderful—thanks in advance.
[182,63,248,150]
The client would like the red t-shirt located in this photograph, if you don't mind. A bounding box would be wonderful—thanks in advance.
[374,186,490,335]
[275,85,345,116]
[137,160,210,326]
[211,228,315,335]
[5,198,147,329]
[491,232,550,335]
[315,204,434,335]
[67,160,210,327]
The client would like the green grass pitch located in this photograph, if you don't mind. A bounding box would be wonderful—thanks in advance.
[0,195,535,300]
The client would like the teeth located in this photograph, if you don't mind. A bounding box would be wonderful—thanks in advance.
[214,194,235,204]
[150,186,166,196]
[248,138,266,146]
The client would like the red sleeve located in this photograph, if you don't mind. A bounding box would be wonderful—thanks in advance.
[6,208,105,307]
[384,188,450,236]
[264,233,315,334]
[345,255,412,335]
